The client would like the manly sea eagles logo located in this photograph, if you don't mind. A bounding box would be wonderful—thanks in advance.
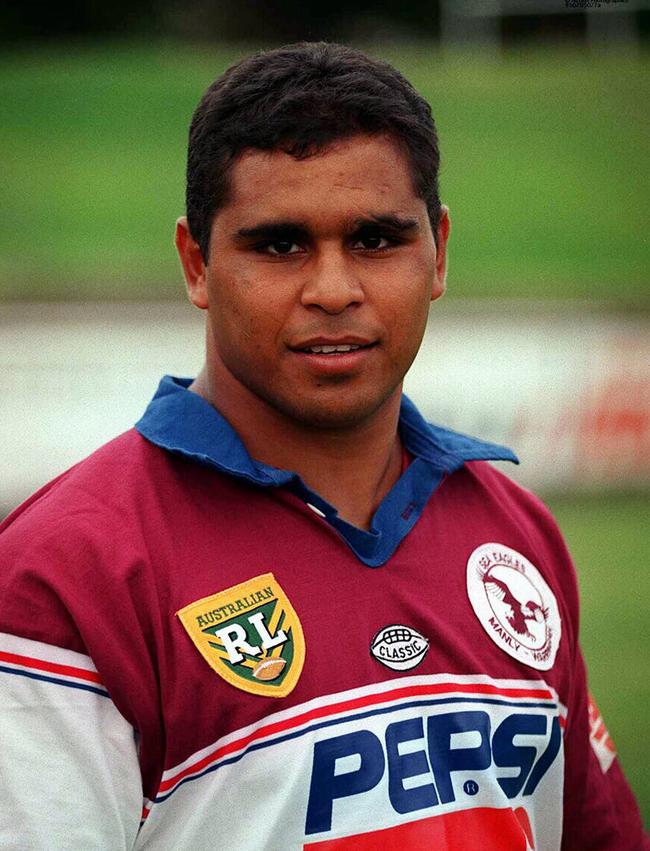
[466,544,561,671]
[177,573,305,698]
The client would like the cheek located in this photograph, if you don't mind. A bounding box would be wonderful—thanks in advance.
[209,274,287,355]
[382,261,434,326]
[379,269,433,363]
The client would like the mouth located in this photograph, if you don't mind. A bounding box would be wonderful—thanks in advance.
[289,337,377,356]
[297,342,374,355]
[287,338,378,376]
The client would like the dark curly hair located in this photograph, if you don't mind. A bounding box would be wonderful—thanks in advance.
[187,42,442,260]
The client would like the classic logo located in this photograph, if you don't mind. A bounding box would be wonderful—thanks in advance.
[176,573,305,698]
[466,544,561,671]
[370,624,429,671]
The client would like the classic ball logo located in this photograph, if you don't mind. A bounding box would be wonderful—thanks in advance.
[176,572,305,697]
[466,544,561,671]
[370,624,429,671]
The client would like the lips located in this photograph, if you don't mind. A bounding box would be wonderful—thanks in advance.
[289,337,376,355]
[301,343,364,354]
[287,336,378,375]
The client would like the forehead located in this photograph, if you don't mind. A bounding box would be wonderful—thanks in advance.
[220,135,423,225]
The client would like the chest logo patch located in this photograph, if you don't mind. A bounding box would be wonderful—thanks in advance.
[466,543,561,671]
[176,572,305,698]
[370,624,429,671]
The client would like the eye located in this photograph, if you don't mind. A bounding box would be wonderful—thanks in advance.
[351,231,398,251]
[356,234,389,250]
[261,240,302,256]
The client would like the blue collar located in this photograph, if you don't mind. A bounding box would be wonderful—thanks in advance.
[136,376,518,567]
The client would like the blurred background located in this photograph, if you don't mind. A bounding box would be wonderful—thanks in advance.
[1,0,648,824]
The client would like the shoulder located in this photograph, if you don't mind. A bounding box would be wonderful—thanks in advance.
[457,460,581,637]
[3,429,163,533]
[0,424,228,549]
[0,424,244,611]
[408,405,580,620]
[0,430,194,678]
[0,430,183,642]
[462,460,568,545]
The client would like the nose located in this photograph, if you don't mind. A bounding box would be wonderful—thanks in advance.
[300,247,365,314]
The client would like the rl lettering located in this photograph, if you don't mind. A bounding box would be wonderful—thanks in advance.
[214,612,287,664]
[305,710,561,835]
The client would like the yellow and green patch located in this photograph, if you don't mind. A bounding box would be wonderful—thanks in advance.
[177,573,305,698]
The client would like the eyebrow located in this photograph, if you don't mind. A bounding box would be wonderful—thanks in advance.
[234,213,420,243]
[234,222,310,243]
[352,214,420,233]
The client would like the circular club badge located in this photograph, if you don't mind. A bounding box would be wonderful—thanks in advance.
[466,543,561,671]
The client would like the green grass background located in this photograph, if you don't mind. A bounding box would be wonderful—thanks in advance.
[1,42,648,301]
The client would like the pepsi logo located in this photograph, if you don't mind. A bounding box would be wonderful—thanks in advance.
[370,624,430,671]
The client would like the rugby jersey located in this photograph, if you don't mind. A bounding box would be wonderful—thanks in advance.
[0,377,647,850]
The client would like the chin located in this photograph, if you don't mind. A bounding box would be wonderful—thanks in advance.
[271,388,399,431]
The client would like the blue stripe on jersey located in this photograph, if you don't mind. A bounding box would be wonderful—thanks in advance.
[0,664,109,697]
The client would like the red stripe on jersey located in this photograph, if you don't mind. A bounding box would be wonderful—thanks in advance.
[0,650,104,686]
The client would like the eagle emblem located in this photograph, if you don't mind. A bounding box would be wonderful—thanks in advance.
[483,575,549,642]
[466,543,561,671]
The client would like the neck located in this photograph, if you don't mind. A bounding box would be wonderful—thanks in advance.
[191,365,404,531]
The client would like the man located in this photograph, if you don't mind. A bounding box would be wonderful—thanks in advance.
[0,42,646,850]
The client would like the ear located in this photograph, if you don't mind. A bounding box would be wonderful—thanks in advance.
[175,217,208,309]
[431,205,450,302]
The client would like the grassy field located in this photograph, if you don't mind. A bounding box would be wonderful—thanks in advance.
[546,492,649,827]
[1,41,648,302]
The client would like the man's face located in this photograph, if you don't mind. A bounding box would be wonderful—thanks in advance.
[181,134,449,429]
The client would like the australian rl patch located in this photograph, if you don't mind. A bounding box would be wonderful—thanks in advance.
[466,543,561,671]
[176,573,305,698]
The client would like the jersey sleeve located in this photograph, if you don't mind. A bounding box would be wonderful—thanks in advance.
[0,632,142,850]
[561,646,649,851]
[522,487,649,849]
[479,465,649,848]
[0,489,154,849]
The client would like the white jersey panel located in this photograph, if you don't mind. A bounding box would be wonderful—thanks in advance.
[137,675,565,851]
[0,633,142,851]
